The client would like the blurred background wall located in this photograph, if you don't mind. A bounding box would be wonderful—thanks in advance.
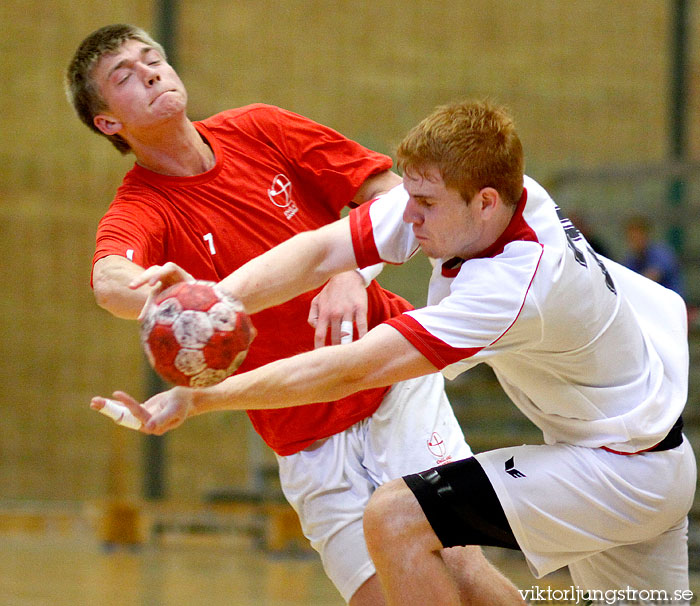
[1,0,699,513]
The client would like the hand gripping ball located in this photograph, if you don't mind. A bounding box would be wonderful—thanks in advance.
[140,281,256,387]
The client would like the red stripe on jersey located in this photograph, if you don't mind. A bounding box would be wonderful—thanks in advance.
[440,257,464,278]
[489,243,544,347]
[386,314,484,370]
[350,200,383,268]
[390,241,544,368]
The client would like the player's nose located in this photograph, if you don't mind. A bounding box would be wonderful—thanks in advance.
[138,63,161,86]
[403,197,422,225]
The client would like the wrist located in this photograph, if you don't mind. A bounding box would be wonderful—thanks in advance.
[188,378,234,416]
[355,263,384,287]
[185,386,208,416]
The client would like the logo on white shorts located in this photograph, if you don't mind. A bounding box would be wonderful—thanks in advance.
[504,456,526,478]
[267,173,299,220]
[427,432,452,465]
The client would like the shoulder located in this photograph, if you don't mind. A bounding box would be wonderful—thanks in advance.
[201,104,298,129]
[104,179,169,222]
[199,105,322,148]
[460,241,544,295]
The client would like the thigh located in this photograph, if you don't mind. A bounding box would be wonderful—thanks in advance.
[569,517,691,603]
[403,455,519,550]
[476,439,696,579]
[276,429,376,602]
[274,373,473,601]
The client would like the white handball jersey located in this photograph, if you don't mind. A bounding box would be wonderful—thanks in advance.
[348,178,688,452]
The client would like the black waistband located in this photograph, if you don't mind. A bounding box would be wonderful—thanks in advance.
[602,415,684,455]
[647,415,684,452]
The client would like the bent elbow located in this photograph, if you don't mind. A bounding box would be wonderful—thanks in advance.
[92,274,131,318]
[92,271,114,310]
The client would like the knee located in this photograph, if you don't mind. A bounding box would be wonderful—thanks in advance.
[363,479,424,556]
[364,481,400,541]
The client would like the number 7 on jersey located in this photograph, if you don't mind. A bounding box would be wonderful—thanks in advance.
[203,232,216,255]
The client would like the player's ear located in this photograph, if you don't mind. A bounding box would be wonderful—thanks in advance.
[478,187,500,216]
[93,113,123,136]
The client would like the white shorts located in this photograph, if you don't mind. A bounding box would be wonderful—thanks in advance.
[476,437,696,597]
[276,372,471,603]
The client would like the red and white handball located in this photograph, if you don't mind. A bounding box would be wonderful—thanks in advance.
[139,281,255,387]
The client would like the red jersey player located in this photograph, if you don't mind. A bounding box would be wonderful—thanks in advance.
[67,25,523,605]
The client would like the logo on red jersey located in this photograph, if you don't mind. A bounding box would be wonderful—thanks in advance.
[268,173,298,220]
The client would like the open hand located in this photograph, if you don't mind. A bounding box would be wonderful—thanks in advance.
[90,387,195,435]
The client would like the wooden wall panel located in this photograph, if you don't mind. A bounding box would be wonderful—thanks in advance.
[1,0,697,501]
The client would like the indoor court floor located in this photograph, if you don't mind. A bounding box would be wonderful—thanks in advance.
[0,523,555,606]
[2,531,341,606]
[1,506,698,606]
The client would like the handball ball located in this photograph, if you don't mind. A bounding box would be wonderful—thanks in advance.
[139,281,256,387]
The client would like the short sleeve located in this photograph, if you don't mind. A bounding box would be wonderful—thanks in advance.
[349,185,419,268]
[93,193,167,270]
[386,241,545,373]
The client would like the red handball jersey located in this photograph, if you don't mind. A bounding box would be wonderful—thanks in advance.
[93,104,412,455]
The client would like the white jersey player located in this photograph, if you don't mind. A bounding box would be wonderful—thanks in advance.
[97,100,696,606]
[352,175,694,592]
[359,176,685,454]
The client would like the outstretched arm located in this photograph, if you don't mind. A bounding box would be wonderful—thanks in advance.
[133,216,359,315]
[220,216,359,313]
[195,323,434,410]
[92,323,438,434]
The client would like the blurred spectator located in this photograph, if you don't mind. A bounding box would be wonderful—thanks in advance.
[623,215,684,297]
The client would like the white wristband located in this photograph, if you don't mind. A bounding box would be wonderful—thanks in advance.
[98,399,143,431]
[355,263,384,287]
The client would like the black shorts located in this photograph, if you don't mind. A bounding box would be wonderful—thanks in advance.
[403,456,519,550]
